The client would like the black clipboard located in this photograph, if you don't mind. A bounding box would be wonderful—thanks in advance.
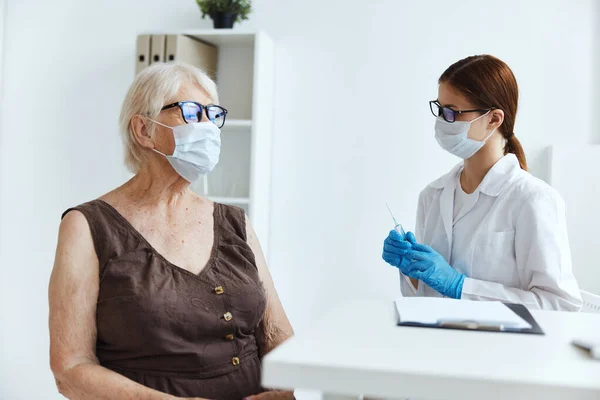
[395,302,544,335]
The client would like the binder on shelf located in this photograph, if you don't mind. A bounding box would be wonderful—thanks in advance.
[165,35,218,80]
[150,35,166,65]
[135,35,151,74]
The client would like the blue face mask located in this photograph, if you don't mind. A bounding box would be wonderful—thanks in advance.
[150,119,221,182]
[434,111,496,159]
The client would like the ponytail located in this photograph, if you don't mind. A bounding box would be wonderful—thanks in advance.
[505,135,528,171]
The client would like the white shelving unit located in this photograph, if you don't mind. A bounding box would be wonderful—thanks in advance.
[224,119,253,128]
[207,197,251,205]
[138,30,274,257]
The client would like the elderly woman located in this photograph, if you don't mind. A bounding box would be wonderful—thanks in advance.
[49,62,293,400]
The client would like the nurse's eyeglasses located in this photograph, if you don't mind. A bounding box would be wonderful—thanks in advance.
[429,100,492,123]
[161,101,228,128]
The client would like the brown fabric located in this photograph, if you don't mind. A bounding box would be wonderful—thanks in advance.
[62,200,267,399]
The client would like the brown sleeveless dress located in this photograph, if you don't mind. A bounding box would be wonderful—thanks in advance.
[62,200,268,399]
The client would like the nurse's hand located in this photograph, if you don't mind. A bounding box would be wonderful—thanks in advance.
[382,230,417,269]
[402,244,465,299]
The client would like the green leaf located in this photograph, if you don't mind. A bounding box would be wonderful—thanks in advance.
[195,0,253,22]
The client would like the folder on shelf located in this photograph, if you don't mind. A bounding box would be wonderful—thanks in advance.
[135,34,151,74]
[394,297,544,335]
[150,34,166,65]
[165,35,218,79]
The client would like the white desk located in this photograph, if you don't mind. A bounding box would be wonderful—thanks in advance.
[262,299,600,400]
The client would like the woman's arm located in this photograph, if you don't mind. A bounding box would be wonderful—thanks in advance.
[49,211,198,400]
[244,216,294,400]
[245,215,294,356]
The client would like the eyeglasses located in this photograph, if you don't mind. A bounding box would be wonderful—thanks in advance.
[161,101,228,128]
[429,100,492,123]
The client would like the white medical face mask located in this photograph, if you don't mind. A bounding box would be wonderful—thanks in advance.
[434,111,496,159]
[150,119,221,182]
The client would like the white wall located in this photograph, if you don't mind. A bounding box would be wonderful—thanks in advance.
[0,0,597,398]
[549,145,600,295]
[595,0,600,144]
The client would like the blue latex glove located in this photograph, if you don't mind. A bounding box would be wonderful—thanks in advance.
[402,243,465,299]
[382,230,418,270]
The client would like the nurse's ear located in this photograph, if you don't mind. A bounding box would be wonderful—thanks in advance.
[488,109,505,131]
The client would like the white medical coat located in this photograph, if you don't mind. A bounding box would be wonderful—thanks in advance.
[400,154,582,311]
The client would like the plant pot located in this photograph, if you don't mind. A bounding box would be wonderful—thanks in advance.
[212,12,238,29]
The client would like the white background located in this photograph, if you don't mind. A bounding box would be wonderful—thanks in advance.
[0,0,598,398]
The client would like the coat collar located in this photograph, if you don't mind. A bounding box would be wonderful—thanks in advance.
[428,154,521,197]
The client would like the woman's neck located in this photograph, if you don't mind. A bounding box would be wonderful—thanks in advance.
[123,158,192,207]
[461,138,505,194]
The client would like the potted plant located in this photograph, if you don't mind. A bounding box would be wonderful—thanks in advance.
[196,0,252,29]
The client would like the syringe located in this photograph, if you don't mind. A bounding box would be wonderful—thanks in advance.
[385,202,406,238]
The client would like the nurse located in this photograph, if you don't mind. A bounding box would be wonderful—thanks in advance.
[382,55,582,311]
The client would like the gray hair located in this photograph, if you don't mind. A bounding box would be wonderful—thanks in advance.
[118,61,219,172]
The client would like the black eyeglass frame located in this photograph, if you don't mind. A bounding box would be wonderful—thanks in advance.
[161,101,229,128]
[429,100,493,123]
